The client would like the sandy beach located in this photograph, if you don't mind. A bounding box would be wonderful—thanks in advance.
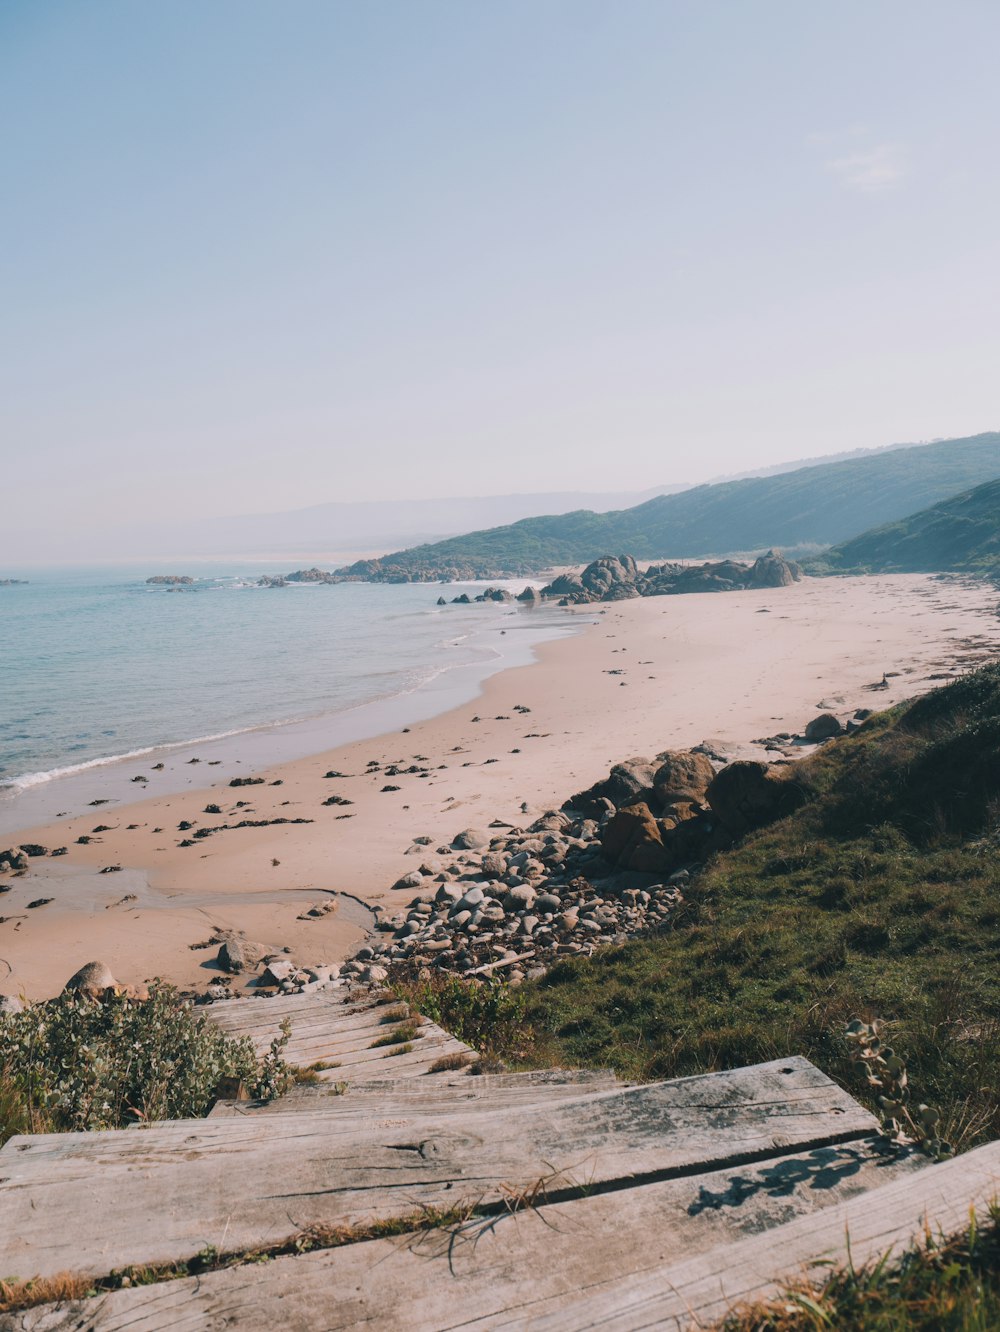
[2,572,998,1001]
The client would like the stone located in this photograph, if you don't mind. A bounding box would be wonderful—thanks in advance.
[481,851,508,877]
[565,757,658,817]
[64,960,118,999]
[747,549,800,588]
[535,892,562,913]
[0,847,29,872]
[601,802,672,873]
[804,712,843,742]
[262,960,297,986]
[0,994,24,1015]
[706,760,808,838]
[652,750,716,809]
[503,884,536,911]
[360,964,389,983]
[392,871,424,890]
[217,936,270,974]
[452,828,489,850]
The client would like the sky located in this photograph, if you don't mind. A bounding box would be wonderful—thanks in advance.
[2,0,998,547]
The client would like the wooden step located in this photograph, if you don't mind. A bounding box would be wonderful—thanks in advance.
[201,990,473,1082]
[0,1057,873,1283]
[209,1068,624,1118]
[0,1136,934,1331]
[521,1138,1000,1331]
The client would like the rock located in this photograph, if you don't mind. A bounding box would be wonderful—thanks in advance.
[503,884,536,911]
[535,892,562,913]
[64,960,118,999]
[452,828,489,850]
[217,937,270,974]
[543,555,639,604]
[565,757,658,817]
[516,586,541,603]
[360,964,389,984]
[652,750,716,809]
[0,994,25,1015]
[706,761,808,838]
[481,851,508,877]
[392,871,425,890]
[262,960,298,986]
[601,803,671,872]
[0,848,29,872]
[804,712,843,742]
[145,574,194,585]
[747,549,799,588]
[436,596,447,606]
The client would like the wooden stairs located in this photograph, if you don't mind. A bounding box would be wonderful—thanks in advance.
[2,988,998,1331]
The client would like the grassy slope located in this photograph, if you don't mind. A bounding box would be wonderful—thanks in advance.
[350,433,1000,572]
[813,476,1000,576]
[521,663,1000,1150]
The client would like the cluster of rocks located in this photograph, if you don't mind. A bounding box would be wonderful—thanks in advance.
[0,843,57,874]
[364,811,686,984]
[440,586,542,606]
[257,567,349,588]
[145,575,194,585]
[202,928,357,1001]
[542,551,801,605]
[0,578,28,586]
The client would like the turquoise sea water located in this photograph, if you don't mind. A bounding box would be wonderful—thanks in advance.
[0,565,576,831]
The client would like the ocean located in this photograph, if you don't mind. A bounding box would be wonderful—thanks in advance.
[0,565,578,834]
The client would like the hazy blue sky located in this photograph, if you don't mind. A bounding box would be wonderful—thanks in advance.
[2,1,998,538]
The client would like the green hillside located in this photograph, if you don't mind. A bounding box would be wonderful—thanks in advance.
[812,475,1000,575]
[520,662,1000,1149]
[341,432,1000,576]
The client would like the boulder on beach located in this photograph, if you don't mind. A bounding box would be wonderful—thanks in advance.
[804,712,844,742]
[601,802,671,873]
[64,960,119,999]
[0,847,29,872]
[747,549,800,588]
[452,828,490,850]
[652,750,716,810]
[706,761,808,838]
[565,757,658,817]
[217,936,270,974]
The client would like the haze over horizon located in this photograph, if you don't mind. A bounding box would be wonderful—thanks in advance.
[3,1,998,560]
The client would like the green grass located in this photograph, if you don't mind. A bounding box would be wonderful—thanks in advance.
[368,1021,420,1048]
[721,1206,1000,1331]
[520,663,1000,1150]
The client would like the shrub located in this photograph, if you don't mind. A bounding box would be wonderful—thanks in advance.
[392,970,550,1066]
[0,986,288,1144]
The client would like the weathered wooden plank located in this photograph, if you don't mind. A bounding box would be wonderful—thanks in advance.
[201,990,474,1081]
[0,1057,875,1282]
[0,1137,932,1332]
[517,1139,1000,1331]
[208,1069,622,1118]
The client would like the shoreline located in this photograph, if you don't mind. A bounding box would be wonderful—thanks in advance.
[2,572,999,1001]
[0,601,581,837]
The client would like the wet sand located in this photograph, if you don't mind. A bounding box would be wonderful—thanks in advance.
[2,573,998,1001]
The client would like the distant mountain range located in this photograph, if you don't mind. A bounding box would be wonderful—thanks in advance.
[338,432,1000,578]
[813,476,1000,576]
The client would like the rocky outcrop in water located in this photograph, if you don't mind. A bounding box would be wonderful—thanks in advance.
[145,575,194,585]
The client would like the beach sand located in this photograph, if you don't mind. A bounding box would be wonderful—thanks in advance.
[2,572,998,1001]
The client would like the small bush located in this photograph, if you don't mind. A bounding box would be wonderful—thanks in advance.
[392,971,551,1066]
[0,987,289,1144]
